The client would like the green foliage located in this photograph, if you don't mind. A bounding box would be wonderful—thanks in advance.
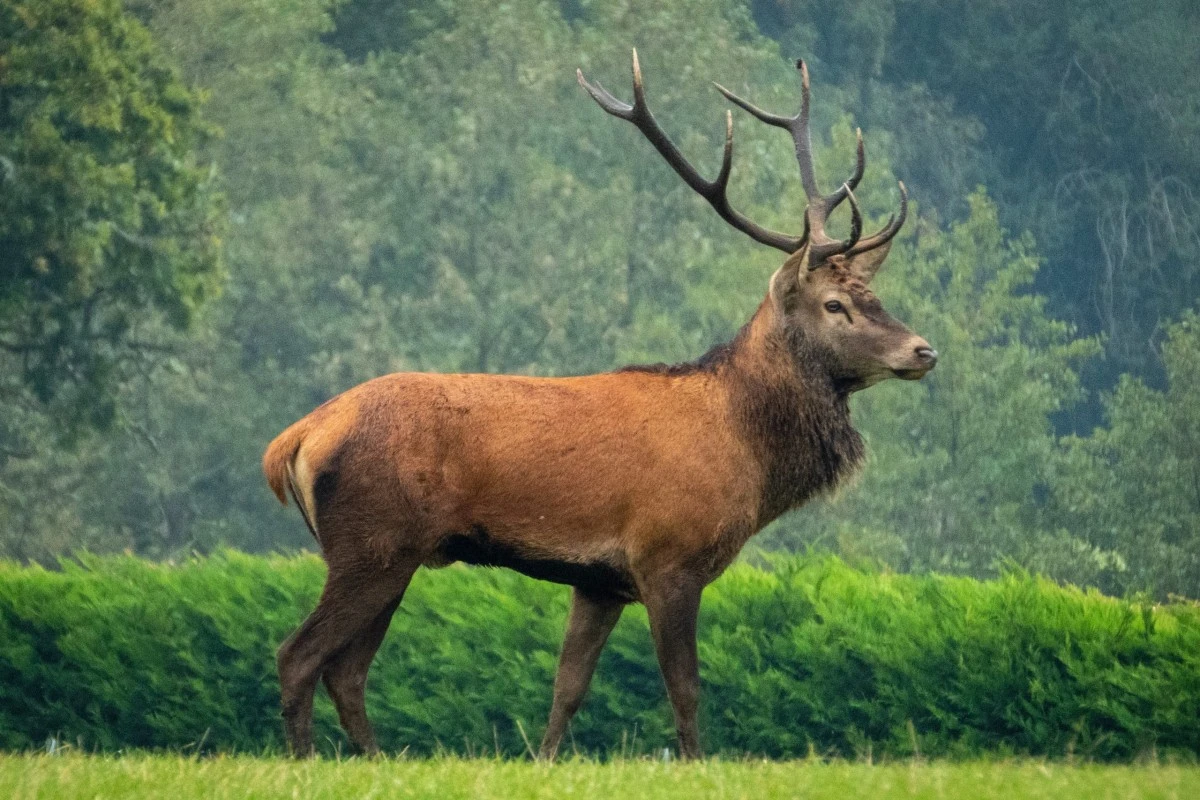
[899,0,1200,381]
[0,0,223,431]
[1,552,1199,760]
[1052,313,1200,597]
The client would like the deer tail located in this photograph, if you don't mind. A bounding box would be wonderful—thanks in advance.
[263,419,323,544]
[263,420,308,506]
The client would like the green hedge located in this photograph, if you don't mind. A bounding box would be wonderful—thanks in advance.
[1,552,1198,760]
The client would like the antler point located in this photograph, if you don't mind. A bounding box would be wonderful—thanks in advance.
[843,182,860,206]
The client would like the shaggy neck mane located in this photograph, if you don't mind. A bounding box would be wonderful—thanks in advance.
[715,300,865,524]
[614,340,737,377]
[724,300,864,523]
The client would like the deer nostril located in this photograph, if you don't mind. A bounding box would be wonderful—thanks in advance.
[915,346,938,364]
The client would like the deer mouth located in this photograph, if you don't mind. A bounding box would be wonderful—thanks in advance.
[893,365,934,380]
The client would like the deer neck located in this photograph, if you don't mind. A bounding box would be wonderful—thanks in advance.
[721,298,865,526]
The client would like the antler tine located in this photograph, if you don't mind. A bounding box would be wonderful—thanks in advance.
[578,50,805,254]
[712,82,794,129]
[839,130,866,195]
[845,185,863,246]
[577,74,634,119]
[813,128,866,212]
[846,181,909,256]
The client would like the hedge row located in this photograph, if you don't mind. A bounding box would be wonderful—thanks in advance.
[1,552,1198,760]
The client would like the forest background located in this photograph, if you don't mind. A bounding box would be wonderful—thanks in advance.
[2,0,1199,600]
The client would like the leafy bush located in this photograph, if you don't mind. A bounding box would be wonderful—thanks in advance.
[1,552,1197,760]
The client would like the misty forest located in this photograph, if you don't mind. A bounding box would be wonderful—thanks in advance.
[3,0,1200,603]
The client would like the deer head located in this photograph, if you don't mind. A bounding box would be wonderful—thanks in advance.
[579,52,937,392]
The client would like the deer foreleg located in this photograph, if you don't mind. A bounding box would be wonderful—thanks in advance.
[643,576,704,760]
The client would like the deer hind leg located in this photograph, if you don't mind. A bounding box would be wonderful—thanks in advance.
[277,554,418,757]
[538,588,625,761]
[321,594,404,756]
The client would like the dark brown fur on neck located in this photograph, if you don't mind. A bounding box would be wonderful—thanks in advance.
[731,328,864,523]
[717,302,867,523]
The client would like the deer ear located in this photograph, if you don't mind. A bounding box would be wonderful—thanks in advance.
[842,239,893,284]
[769,248,809,312]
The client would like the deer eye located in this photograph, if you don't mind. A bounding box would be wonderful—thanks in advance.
[824,300,844,313]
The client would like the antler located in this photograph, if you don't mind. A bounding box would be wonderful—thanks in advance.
[579,53,907,266]
[577,50,805,254]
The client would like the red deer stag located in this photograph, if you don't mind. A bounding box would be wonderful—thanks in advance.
[263,51,936,760]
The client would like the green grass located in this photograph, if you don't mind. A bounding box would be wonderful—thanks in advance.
[1,755,1198,799]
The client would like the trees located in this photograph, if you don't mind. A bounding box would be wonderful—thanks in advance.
[1053,313,1200,598]
[889,0,1200,400]
[0,0,222,436]
[0,0,1196,600]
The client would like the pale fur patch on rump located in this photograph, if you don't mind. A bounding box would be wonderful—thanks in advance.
[287,448,321,542]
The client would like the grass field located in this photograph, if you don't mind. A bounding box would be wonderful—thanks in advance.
[1,755,1198,799]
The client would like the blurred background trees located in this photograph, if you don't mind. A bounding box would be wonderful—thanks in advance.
[1,0,1197,598]
[0,0,222,434]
